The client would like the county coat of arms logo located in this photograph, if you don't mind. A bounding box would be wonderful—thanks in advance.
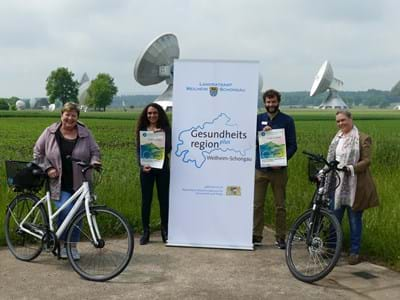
[209,86,218,97]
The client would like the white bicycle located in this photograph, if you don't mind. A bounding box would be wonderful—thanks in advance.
[4,157,134,282]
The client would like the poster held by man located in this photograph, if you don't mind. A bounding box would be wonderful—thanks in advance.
[258,129,287,168]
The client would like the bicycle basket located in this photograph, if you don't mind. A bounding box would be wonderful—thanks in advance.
[5,160,45,190]
[307,158,325,182]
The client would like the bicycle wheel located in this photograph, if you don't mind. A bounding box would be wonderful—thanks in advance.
[4,193,48,261]
[65,206,134,281]
[285,208,342,283]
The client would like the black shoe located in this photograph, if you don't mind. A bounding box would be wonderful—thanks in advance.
[140,230,150,245]
[275,238,286,250]
[161,228,168,243]
[252,235,263,245]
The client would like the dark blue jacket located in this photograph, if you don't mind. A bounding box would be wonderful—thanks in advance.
[255,111,297,170]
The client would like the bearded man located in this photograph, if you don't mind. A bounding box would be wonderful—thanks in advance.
[253,89,297,249]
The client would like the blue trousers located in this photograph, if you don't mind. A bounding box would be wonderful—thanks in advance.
[55,191,81,242]
[333,205,363,255]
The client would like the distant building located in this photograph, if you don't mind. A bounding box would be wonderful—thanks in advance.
[155,100,173,112]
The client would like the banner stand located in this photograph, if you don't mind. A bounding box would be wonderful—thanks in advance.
[168,59,259,250]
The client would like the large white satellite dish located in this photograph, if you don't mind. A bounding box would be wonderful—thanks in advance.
[310,60,348,109]
[134,33,179,107]
[48,103,56,112]
[16,100,26,110]
[258,73,263,92]
[29,98,38,109]
[78,73,91,105]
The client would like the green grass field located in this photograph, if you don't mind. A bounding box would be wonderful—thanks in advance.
[0,109,399,269]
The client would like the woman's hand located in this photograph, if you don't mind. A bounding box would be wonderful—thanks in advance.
[142,165,152,172]
[47,167,59,178]
[92,161,102,171]
[92,160,102,167]
[343,165,354,176]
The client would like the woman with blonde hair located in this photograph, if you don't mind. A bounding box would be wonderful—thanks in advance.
[326,110,379,265]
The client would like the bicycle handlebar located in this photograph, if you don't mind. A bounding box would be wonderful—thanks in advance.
[66,156,102,172]
[302,151,346,172]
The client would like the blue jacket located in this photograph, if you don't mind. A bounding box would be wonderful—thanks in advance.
[255,111,297,170]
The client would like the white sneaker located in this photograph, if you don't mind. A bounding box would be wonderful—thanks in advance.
[59,247,67,259]
[71,248,80,260]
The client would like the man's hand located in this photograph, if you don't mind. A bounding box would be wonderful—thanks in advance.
[262,125,272,131]
[271,166,281,170]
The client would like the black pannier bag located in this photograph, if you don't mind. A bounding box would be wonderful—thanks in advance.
[5,160,45,190]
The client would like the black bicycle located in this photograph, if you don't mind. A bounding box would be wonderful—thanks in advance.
[285,151,344,283]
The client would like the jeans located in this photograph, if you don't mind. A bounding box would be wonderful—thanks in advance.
[333,205,363,255]
[54,191,81,242]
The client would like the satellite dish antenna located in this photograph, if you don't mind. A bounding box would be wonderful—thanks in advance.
[258,74,263,94]
[257,74,264,103]
[48,103,56,112]
[134,33,179,108]
[78,73,91,105]
[122,100,127,112]
[310,60,348,109]
[16,100,26,110]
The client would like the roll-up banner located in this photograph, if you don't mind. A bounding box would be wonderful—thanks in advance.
[168,59,259,250]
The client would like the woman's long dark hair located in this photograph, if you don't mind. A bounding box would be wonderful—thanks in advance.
[135,103,171,148]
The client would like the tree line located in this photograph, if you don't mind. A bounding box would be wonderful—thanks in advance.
[2,72,400,110]
[0,67,118,111]
[277,90,400,108]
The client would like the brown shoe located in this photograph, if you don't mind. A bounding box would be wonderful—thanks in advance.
[348,254,360,265]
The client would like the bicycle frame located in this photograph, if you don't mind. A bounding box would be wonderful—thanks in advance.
[15,180,102,246]
[285,151,345,283]
[306,169,330,245]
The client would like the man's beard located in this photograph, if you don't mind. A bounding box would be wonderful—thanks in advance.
[266,106,279,114]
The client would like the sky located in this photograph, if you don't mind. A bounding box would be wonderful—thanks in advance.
[1,0,399,98]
